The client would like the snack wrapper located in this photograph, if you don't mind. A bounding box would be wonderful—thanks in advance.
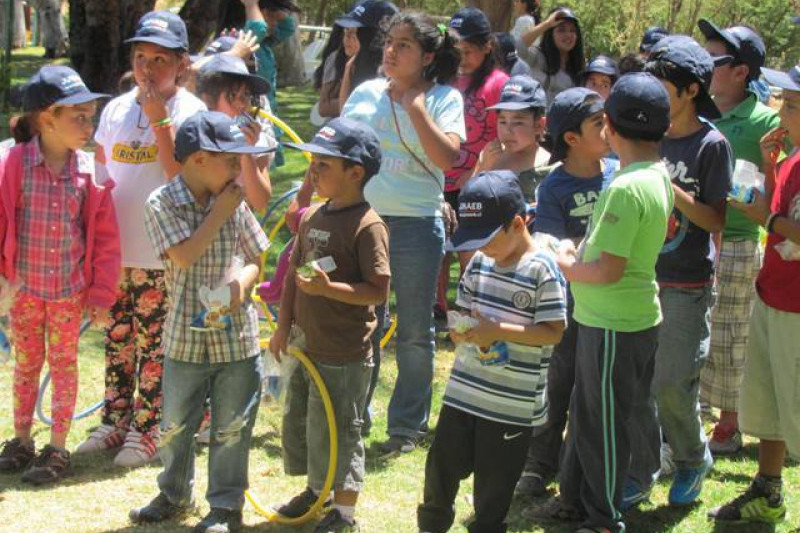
[728,159,764,204]
[297,256,337,278]
[446,311,510,366]
[190,257,243,332]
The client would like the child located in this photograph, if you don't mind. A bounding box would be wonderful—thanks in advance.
[418,170,567,533]
[638,26,669,57]
[524,72,674,533]
[493,32,533,78]
[517,86,617,498]
[708,63,800,526]
[511,0,541,52]
[131,111,270,533]
[582,55,618,100]
[627,35,733,508]
[270,117,390,533]
[472,75,550,201]
[75,10,207,468]
[0,66,120,484]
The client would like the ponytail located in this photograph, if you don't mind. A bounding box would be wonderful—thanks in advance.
[522,0,541,24]
[387,12,461,85]
[10,113,38,144]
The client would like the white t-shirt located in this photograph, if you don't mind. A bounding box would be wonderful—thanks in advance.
[527,47,575,107]
[512,14,540,69]
[95,87,206,269]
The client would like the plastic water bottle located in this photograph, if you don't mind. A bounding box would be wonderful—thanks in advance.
[729,159,764,204]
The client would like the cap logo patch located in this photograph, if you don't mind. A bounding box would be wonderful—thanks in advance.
[459,201,483,218]
[353,5,365,16]
[142,18,169,32]
[317,126,337,141]
[636,111,648,123]
[229,125,245,141]
[450,18,463,28]
[504,83,524,95]
[61,74,86,93]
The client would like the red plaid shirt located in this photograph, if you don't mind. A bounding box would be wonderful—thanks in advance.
[15,138,88,300]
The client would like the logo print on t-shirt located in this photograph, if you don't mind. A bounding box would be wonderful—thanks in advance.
[306,227,331,262]
[512,290,532,310]
[111,141,158,164]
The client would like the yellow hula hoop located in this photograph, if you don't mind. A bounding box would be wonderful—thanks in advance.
[246,345,338,525]
[381,315,397,348]
[255,108,312,163]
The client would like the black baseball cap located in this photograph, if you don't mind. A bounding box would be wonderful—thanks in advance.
[648,35,721,119]
[551,7,579,25]
[199,55,270,94]
[762,65,800,93]
[545,87,605,163]
[22,65,109,112]
[449,7,492,40]
[175,111,274,161]
[640,26,669,53]
[204,36,238,56]
[584,55,619,79]
[488,75,547,111]
[336,0,398,29]
[605,72,670,137]
[447,170,526,252]
[493,32,519,66]
[698,20,766,79]
[286,117,383,178]
[125,11,189,51]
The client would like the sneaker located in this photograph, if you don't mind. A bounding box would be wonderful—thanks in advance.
[20,445,70,485]
[276,487,332,518]
[659,442,676,479]
[709,424,743,456]
[314,509,359,533]
[668,453,713,506]
[194,508,243,533]
[114,430,159,467]
[521,496,584,522]
[708,475,786,523]
[0,438,35,473]
[377,436,417,459]
[515,472,551,498]
[75,424,127,454]
[130,492,193,524]
[619,480,650,511]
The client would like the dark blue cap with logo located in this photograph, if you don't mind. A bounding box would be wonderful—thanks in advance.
[175,111,273,161]
[447,170,526,252]
[698,19,766,79]
[286,117,383,178]
[584,55,619,79]
[551,6,579,25]
[22,65,109,112]
[204,36,238,56]
[336,0,398,29]
[545,87,605,163]
[125,10,189,51]
[199,55,270,94]
[762,65,800,92]
[640,26,669,53]
[449,7,492,40]
[488,75,547,111]
[648,34,721,119]
[605,72,670,137]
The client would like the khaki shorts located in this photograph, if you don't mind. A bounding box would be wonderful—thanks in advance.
[739,297,800,459]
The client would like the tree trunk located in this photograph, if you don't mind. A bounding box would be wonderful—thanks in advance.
[275,29,306,86]
[181,0,224,51]
[465,0,512,33]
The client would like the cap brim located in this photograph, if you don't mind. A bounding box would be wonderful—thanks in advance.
[216,141,275,155]
[335,16,365,28]
[125,36,186,50]
[585,67,617,77]
[697,19,738,54]
[446,225,503,252]
[488,102,545,111]
[228,71,271,94]
[56,92,111,106]
[696,90,722,120]
[762,68,800,92]
[285,141,344,159]
[713,55,734,67]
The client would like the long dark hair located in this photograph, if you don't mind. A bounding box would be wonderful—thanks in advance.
[462,33,498,95]
[313,25,346,91]
[349,25,387,92]
[538,12,585,85]
[521,0,541,24]
[386,12,461,85]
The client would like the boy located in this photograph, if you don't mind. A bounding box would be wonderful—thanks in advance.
[709,64,800,525]
[582,56,618,100]
[418,170,567,533]
[697,20,778,455]
[523,72,674,533]
[517,86,617,498]
[269,117,390,533]
[131,111,271,533]
[625,35,733,508]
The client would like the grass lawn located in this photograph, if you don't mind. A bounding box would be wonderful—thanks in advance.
[1,48,799,533]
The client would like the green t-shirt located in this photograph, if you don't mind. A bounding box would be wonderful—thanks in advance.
[572,161,674,332]
[715,93,781,241]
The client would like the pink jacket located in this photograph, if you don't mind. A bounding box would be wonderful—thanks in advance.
[0,143,121,308]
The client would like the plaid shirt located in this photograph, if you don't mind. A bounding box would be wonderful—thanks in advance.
[144,176,269,364]
[16,138,88,300]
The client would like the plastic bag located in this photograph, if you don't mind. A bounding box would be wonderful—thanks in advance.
[775,240,800,261]
[190,256,243,332]
[446,311,509,366]
[729,159,764,204]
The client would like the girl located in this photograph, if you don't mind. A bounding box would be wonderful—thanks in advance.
[74,10,206,469]
[313,24,349,118]
[342,11,465,455]
[511,0,541,63]
[0,65,120,484]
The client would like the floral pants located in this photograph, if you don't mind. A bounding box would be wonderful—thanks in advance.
[11,292,84,435]
[102,268,168,435]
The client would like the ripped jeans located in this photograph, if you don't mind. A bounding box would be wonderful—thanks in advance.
[157,356,262,510]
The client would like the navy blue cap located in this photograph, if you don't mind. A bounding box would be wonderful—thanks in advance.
[605,72,670,137]
[447,170,526,252]
[640,26,669,53]
[551,7,579,25]
[584,55,619,78]
[126,11,189,51]
[698,20,766,78]
[175,111,273,161]
[762,65,800,92]
[488,75,547,111]
[449,7,492,40]
[286,117,383,178]
[22,65,109,112]
[204,36,238,56]
[198,55,270,94]
[649,35,721,119]
[336,0,398,29]
[545,87,605,163]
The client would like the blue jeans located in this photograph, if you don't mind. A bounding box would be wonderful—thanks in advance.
[157,356,263,510]
[628,285,713,489]
[384,216,445,439]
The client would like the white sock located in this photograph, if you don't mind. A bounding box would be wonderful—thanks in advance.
[334,504,355,521]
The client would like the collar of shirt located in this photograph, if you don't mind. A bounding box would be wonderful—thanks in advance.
[167,175,217,213]
[720,91,758,121]
[29,136,92,181]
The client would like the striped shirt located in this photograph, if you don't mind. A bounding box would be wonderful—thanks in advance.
[144,176,269,364]
[444,250,567,427]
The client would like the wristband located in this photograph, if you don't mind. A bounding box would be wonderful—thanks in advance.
[765,212,780,234]
[152,117,172,129]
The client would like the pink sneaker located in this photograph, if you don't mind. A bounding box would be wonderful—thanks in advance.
[74,424,127,454]
[113,430,159,468]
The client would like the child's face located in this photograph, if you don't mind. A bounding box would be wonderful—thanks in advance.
[310,154,360,199]
[659,77,697,121]
[216,83,254,118]
[132,42,185,95]
[383,24,432,81]
[570,110,609,160]
[553,21,578,53]
[497,110,541,153]
[779,90,800,145]
[584,73,612,100]
[480,216,524,264]
[41,102,98,151]
[706,40,747,98]
[205,153,242,194]
[457,40,490,76]
[343,27,360,58]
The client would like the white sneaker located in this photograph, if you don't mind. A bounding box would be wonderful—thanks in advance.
[113,430,159,468]
[74,424,127,454]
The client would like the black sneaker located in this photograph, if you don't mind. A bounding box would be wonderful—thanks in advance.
[377,436,417,459]
[314,509,360,533]
[20,445,70,485]
[277,487,332,518]
[515,472,551,498]
[0,438,35,474]
[129,492,193,524]
[194,508,243,533]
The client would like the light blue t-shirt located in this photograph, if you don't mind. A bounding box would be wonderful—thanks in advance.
[342,78,466,217]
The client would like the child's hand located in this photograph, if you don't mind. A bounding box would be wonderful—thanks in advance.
[730,188,770,226]
[239,119,261,146]
[543,9,567,29]
[228,279,244,313]
[139,79,169,125]
[227,29,261,59]
[213,181,244,220]
[462,311,499,350]
[269,326,289,363]
[295,266,332,297]
[760,126,787,171]
[399,84,427,113]
[87,306,110,329]
[449,329,467,345]
[479,140,504,171]
[556,240,577,272]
